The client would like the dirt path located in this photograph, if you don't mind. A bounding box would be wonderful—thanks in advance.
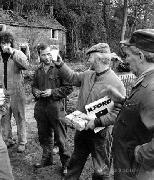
[9,102,93,180]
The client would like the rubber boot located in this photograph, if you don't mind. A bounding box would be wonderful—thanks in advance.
[34,145,53,168]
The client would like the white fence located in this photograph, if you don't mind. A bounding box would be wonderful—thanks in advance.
[118,73,136,96]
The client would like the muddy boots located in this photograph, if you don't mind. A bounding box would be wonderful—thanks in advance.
[34,145,53,168]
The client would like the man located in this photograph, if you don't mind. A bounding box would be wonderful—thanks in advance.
[54,43,126,180]
[0,31,29,152]
[112,29,154,180]
[0,91,14,180]
[32,43,73,174]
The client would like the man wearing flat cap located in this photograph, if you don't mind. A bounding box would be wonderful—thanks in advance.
[53,43,126,180]
[112,29,154,180]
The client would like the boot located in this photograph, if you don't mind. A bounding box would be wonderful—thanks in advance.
[34,145,53,168]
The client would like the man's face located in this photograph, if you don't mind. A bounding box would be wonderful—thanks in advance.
[125,47,140,76]
[87,53,97,70]
[39,47,52,65]
[0,42,11,53]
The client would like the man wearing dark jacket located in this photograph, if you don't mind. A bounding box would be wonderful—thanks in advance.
[113,29,154,180]
[32,43,73,174]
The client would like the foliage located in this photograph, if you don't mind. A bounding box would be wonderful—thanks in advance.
[1,0,154,64]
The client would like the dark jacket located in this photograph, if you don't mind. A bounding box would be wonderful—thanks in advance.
[113,70,154,180]
[32,63,73,118]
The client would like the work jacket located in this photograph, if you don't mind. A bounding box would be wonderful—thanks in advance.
[113,69,154,180]
[32,63,73,120]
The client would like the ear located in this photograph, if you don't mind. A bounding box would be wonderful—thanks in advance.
[139,51,144,63]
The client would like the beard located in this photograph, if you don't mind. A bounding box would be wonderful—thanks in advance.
[40,58,51,65]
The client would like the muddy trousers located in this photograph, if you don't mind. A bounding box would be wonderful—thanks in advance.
[0,132,14,180]
[2,95,27,145]
[64,130,112,180]
[34,102,70,167]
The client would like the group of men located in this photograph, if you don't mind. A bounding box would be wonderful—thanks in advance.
[0,28,154,180]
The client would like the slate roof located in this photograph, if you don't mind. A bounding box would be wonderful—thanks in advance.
[0,9,66,31]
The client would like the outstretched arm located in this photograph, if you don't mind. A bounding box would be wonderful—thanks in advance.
[53,55,83,87]
[11,49,30,70]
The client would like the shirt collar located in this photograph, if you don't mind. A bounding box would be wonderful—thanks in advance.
[40,62,54,70]
[133,67,154,88]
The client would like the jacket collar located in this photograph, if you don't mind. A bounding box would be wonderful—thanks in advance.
[133,68,154,88]
[39,62,54,70]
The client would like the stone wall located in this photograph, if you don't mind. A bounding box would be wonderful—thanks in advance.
[4,25,66,60]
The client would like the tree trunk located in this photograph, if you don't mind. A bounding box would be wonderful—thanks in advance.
[103,0,111,42]
[121,0,128,41]
[142,3,148,28]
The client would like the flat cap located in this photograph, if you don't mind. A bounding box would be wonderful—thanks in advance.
[120,29,154,53]
[86,43,111,55]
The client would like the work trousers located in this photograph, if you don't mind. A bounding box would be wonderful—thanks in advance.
[0,131,14,180]
[34,100,70,167]
[2,94,27,145]
[65,129,112,180]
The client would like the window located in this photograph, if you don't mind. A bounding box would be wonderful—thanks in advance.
[51,29,58,40]
[0,24,6,32]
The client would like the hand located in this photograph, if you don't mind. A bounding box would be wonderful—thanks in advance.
[85,120,95,130]
[41,89,52,97]
[114,102,123,110]
[34,89,42,98]
[3,46,14,55]
[84,116,96,130]
[52,54,63,66]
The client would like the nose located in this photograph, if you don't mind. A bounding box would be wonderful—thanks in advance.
[44,54,50,59]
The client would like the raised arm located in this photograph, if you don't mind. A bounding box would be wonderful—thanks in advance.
[54,56,83,87]
[11,49,30,70]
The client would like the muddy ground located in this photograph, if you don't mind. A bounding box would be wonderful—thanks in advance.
[9,96,93,180]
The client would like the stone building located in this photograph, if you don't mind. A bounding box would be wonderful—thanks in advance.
[0,9,66,61]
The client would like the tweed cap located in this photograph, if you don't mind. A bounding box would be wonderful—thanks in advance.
[120,29,154,53]
[86,43,111,55]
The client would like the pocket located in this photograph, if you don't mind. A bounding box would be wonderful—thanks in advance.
[49,75,61,87]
